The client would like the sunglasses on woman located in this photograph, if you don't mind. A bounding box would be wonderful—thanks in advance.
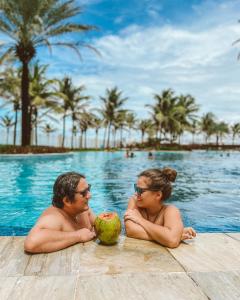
[134,184,159,195]
[75,184,91,197]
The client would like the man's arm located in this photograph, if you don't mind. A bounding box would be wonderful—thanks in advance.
[24,215,95,253]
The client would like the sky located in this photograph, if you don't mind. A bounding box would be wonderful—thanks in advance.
[1,0,240,140]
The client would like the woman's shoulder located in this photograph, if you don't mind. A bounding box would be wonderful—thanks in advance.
[163,205,181,215]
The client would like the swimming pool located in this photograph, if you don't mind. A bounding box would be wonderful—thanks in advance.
[0,151,239,235]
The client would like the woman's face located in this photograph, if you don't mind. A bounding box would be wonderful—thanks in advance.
[135,176,161,208]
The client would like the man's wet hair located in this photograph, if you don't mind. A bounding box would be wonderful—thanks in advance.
[52,172,85,208]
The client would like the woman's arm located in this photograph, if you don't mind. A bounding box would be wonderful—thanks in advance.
[124,196,152,240]
[125,206,184,248]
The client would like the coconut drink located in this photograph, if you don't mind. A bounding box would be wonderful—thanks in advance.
[94,212,121,245]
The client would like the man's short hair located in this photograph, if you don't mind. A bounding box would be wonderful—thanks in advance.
[52,172,85,208]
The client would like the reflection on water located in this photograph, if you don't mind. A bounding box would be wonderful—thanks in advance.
[0,151,239,235]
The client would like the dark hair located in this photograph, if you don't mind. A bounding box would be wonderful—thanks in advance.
[138,168,177,201]
[52,172,85,208]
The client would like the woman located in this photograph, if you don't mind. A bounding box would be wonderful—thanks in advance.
[124,168,196,248]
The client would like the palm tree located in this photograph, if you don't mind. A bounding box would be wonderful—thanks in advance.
[114,111,128,148]
[231,123,240,145]
[29,62,57,145]
[188,119,199,144]
[0,0,96,146]
[125,112,137,144]
[68,83,90,149]
[55,77,89,148]
[91,115,103,149]
[200,113,216,144]
[213,122,229,145]
[71,125,78,149]
[178,94,199,125]
[0,67,21,145]
[78,111,94,149]
[99,87,128,148]
[138,119,153,143]
[147,89,177,140]
[0,115,14,144]
[41,123,56,146]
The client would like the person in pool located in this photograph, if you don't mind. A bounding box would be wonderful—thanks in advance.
[24,172,96,253]
[124,168,196,248]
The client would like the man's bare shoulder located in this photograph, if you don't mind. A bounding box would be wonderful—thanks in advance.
[33,206,64,231]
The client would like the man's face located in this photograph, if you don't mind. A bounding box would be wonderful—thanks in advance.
[71,178,91,213]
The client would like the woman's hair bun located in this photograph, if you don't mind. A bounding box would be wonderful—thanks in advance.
[162,167,177,182]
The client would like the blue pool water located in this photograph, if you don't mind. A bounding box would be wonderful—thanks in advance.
[0,151,239,235]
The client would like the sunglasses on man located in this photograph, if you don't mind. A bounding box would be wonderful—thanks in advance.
[134,184,159,195]
[75,184,91,197]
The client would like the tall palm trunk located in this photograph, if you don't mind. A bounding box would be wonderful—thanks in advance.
[107,122,111,148]
[6,127,9,144]
[113,129,116,148]
[120,126,123,148]
[141,130,144,143]
[34,109,38,146]
[21,61,31,146]
[84,130,87,149]
[192,133,195,144]
[79,130,83,149]
[103,126,107,148]
[62,114,66,147]
[13,109,18,146]
[47,133,50,146]
[71,129,74,149]
[95,129,99,149]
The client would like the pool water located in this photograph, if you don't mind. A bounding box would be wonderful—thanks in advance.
[0,151,239,235]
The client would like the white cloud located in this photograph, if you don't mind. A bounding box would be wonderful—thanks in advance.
[71,1,239,124]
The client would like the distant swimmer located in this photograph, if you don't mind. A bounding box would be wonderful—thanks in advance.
[130,152,135,158]
[148,152,153,159]
[125,150,130,158]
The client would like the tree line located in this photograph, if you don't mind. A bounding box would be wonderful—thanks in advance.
[0,63,240,148]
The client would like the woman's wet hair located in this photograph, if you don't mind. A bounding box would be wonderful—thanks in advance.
[138,168,177,201]
[52,172,85,208]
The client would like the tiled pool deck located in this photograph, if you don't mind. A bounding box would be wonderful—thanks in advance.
[0,233,240,299]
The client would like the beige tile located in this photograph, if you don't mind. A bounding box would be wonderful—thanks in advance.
[0,237,30,276]
[226,233,240,242]
[25,236,183,276]
[168,233,240,272]
[75,272,208,300]
[0,276,18,299]
[189,271,240,300]
[5,276,77,300]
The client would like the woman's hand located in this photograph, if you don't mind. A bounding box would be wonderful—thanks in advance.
[124,209,143,225]
[181,227,196,240]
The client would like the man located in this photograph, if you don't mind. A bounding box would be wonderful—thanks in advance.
[24,172,96,253]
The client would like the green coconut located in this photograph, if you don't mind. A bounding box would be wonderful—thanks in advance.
[94,212,121,245]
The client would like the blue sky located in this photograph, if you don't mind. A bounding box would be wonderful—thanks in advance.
[1,0,240,134]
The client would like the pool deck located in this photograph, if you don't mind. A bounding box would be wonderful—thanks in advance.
[0,233,240,300]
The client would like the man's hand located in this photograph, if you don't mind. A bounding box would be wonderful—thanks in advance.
[181,227,196,241]
[75,228,96,242]
[124,209,143,225]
